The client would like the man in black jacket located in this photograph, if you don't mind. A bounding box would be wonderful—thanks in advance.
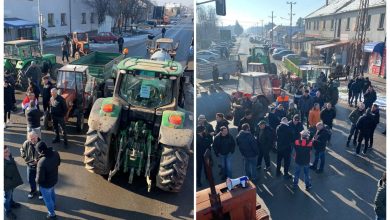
[4,78,16,128]
[213,126,235,179]
[356,76,364,102]
[347,79,354,106]
[236,123,258,182]
[298,90,314,127]
[21,131,43,200]
[310,122,330,173]
[320,103,336,129]
[351,79,361,107]
[292,130,313,190]
[362,77,371,94]
[41,75,53,113]
[256,121,275,171]
[346,103,366,147]
[196,126,212,187]
[215,113,229,135]
[117,35,124,53]
[238,110,255,133]
[369,104,380,149]
[25,101,43,139]
[276,117,294,179]
[289,114,304,142]
[356,109,376,155]
[36,142,61,219]
[50,88,68,146]
[4,145,23,219]
[363,86,377,109]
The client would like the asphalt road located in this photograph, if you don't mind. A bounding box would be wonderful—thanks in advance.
[5,19,194,220]
[196,36,386,220]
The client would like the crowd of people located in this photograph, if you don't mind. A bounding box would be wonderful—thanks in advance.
[197,84,381,191]
[4,72,65,219]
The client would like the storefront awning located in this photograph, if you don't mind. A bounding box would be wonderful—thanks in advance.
[4,18,38,29]
[364,42,385,56]
[314,41,350,50]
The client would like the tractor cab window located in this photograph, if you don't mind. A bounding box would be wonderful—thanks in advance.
[119,70,174,108]
[57,71,78,90]
[238,76,254,94]
[30,45,42,57]
[4,45,18,58]
[19,46,32,58]
[253,48,266,57]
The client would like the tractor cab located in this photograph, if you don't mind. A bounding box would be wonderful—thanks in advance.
[301,65,333,88]
[148,38,179,60]
[56,65,88,129]
[234,72,274,103]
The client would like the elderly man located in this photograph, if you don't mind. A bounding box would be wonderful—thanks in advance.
[310,122,330,173]
[21,131,43,199]
[50,88,68,147]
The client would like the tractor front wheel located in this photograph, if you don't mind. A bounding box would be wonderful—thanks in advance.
[156,145,189,192]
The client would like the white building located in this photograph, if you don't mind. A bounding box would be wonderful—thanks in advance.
[5,0,99,39]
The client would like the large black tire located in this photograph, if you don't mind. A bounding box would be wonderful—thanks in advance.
[156,145,189,192]
[84,130,114,175]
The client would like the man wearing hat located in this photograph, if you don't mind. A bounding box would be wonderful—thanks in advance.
[36,142,61,219]
[293,130,313,190]
[196,125,212,187]
[276,117,294,179]
[256,120,275,172]
[289,114,304,142]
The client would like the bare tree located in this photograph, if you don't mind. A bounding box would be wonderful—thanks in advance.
[84,0,110,24]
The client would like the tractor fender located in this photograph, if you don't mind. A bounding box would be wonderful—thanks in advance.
[87,97,122,133]
[158,110,193,148]
[16,59,33,70]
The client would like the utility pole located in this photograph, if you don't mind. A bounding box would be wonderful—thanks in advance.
[269,11,275,45]
[260,19,264,38]
[69,0,72,34]
[37,0,43,53]
[287,1,296,50]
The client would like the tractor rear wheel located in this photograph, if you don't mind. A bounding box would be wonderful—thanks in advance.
[156,145,189,192]
[84,130,114,175]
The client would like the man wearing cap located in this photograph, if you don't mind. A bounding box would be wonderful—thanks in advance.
[50,88,68,147]
[236,123,258,182]
[276,117,294,179]
[36,142,61,219]
[238,110,255,134]
[256,120,275,171]
[289,114,304,142]
[197,114,214,141]
[310,122,330,173]
[215,113,229,135]
[196,125,212,187]
[293,130,313,190]
[346,103,366,147]
[213,126,235,179]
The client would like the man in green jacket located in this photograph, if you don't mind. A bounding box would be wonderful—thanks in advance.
[346,103,365,147]
[4,145,23,219]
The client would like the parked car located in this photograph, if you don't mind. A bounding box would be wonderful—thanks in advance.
[272,47,287,55]
[272,50,294,60]
[197,50,220,61]
[90,32,118,43]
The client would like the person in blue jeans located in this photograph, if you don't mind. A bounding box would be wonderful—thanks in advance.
[36,142,61,219]
[236,123,258,182]
[293,130,313,190]
[310,122,330,173]
[4,145,23,219]
[213,126,235,179]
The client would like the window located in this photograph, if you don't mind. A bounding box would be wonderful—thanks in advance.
[366,15,371,30]
[61,13,67,26]
[48,13,54,27]
[323,20,326,30]
[90,13,95,24]
[82,13,86,24]
[378,13,385,30]
[330,19,334,30]
[346,18,350,30]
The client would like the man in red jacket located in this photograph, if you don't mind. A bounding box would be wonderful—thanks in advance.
[293,130,313,190]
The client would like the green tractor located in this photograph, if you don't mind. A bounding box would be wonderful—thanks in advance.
[84,58,193,192]
[247,46,277,75]
[4,40,57,88]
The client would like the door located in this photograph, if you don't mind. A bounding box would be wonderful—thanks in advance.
[337,19,341,38]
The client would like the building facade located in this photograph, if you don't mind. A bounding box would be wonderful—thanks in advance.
[5,0,99,39]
